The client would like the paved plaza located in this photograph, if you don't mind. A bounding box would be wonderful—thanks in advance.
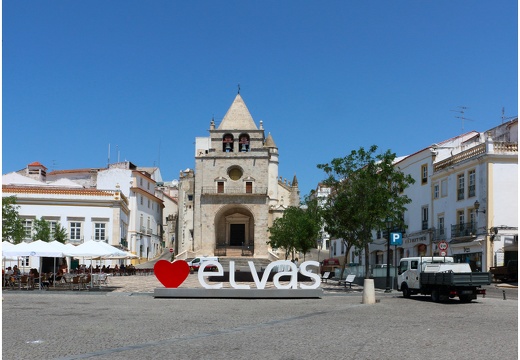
[2,274,518,360]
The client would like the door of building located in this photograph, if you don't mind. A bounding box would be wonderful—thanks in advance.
[230,224,245,246]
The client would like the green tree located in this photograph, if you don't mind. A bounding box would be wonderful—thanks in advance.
[267,196,323,261]
[268,207,299,260]
[2,196,25,244]
[33,217,51,242]
[53,222,68,243]
[318,145,415,278]
[297,195,323,260]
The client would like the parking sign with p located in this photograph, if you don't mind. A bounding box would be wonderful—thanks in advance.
[390,232,403,246]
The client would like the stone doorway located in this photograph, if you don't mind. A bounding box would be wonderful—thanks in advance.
[229,223,245,246]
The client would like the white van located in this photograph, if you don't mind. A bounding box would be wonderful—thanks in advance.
[187,256,219,271]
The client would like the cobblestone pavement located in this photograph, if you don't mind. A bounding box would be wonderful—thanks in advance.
[2,274,518,360]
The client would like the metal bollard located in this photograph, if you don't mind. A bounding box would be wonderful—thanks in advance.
[503,290,507,300]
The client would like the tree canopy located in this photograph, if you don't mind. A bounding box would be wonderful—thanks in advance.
[317,145,415,278]
[33,217,52,242]
[267,196,323,261]
[2,196,25,244]
[53,222,68,243]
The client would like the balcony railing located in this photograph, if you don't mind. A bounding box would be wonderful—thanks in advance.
[451,222,477,238]
[494,141,518,152]
[67,236,84,244]
[214,244,255,256]
[434,144,486,172]
[202,187,268,195]
[434,142,518,173]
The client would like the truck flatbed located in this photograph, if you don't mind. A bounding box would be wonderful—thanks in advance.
[420,272,491,287]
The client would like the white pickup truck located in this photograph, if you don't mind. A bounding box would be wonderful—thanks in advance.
[397,256,491,302]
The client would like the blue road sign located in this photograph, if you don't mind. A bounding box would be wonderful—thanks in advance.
[390,232,403,246]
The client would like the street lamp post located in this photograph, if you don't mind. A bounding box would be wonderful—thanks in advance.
[385,218,393,293]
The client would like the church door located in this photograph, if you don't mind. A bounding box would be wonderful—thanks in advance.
[229,224,245,246]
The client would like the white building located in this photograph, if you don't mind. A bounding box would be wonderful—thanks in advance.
[2,161,130,271]
[431,119,518,271]
[328,118,518,272]
[3,161,166,269]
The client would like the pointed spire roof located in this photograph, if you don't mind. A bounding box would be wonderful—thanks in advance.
[217,94,258,130]
[291,174,298,187]
[264,133,277,148]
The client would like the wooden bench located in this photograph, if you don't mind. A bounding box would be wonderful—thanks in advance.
[321,272,332,283]
[338,274,356,288]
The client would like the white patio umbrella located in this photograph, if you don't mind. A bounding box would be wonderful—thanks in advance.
[24,240,69,289]
[2,242,19,259]
[2,241,33,257]
[2,242,19,278]
[106,251,138,259]
[2,240,68,289]
[64,241,127,288]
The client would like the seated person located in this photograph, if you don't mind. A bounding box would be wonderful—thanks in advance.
[29,268,40,287]
[56,268,64,279]
[13,265,21,276]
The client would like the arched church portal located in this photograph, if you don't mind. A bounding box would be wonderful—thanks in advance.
[215,206,255,249]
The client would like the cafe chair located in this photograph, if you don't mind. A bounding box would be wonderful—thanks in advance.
[20,275,29,290]
[71,276,81,291]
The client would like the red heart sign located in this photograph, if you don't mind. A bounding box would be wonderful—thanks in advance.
[154,259,190,288]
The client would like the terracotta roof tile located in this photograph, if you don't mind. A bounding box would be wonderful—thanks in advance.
[2,185,114,197]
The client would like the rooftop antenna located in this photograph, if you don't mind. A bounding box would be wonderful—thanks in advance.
[501,107,516,124]
[158,140,161,168]
[237,83,240,94]
[450,106,474,132]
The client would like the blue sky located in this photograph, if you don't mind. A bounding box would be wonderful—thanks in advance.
[3,1,518,196]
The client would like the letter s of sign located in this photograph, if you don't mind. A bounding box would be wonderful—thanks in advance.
[299,261,321,289]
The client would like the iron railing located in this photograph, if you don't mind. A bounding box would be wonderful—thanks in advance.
[451,222,477,238]
[215,245,227,256]
[202,187,267,195]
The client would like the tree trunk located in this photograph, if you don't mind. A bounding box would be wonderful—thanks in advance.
[364,244,370,279]
[340,242,353,279]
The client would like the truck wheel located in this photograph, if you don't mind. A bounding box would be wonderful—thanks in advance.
[431,289,440,303]
[402,285,411,298]
[459,295,473,303]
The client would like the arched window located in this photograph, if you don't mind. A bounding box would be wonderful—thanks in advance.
[239,134,250,152]
[223,134,234,152]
